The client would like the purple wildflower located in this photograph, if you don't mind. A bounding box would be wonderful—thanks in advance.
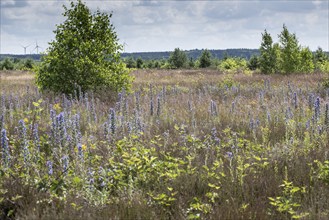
[46,160,53,175]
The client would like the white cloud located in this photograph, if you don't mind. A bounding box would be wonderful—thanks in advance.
[1,0,328,54]
[1,0,15,7]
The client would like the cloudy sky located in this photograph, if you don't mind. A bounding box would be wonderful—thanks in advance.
[1,0,328,54]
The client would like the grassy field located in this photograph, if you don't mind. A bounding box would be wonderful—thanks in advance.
[1,69,329,219]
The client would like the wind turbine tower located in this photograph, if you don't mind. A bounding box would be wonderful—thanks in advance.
[33,41,42,54]
[20,44,31,55]
[123,42,128,52]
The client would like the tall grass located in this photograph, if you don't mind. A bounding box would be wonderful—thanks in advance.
[1,69,329,219]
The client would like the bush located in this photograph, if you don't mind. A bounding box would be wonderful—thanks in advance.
[247,55,260,70]
[125,57,136,68]
[317,60,329,73]
[0,58,14,70]
[136,58,144,69]
[217,57,248,73]
[36,0,132,95]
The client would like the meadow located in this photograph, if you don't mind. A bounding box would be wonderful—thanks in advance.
[1,69,329,219]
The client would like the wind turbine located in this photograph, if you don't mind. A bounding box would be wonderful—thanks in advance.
[20,44,31,55]
[123,42,128,52]
[33,40,42,54]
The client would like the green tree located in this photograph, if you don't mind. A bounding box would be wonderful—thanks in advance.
[314,47,329,72]
[147,60,154,69]
[259,30,276,74]
[278,24,301,73]
[314,47,328,63]
[24,59,34,69]
[136,58,143,69]
[199,49,212,68]
[299,47,314,73]
[272,43,282,73]
[36,0,132,94]
[247,55,259,70]
[154,60,160,69]
[189,57,195,68]
[0,58,14,70]
[125,57,136,68]
[168,48,187,69]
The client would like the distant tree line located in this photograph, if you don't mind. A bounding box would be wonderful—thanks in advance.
[2,25,329,74]
[0,49,260,62]
[120,48,260,60]
[0,57,35,70]
[121,25,329,74]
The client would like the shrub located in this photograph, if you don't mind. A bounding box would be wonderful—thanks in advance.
[247,55,260,71]
[217,57,248,73]
[0,58,14,70]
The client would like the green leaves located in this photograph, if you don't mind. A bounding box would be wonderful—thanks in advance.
[36,0,132,95]
[260,24,315,74]
[259,29,276,74]
[268,180,308,219]
[168,48,188,69]
[199,49,212,68]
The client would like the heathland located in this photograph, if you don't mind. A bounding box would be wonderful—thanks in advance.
[1,69,329,219]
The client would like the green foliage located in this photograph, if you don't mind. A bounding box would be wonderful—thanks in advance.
[279,24,301,73]
[314,47,329,73]
[168,48,188,69]
[272,43,283,73]
[313,160,329,185]
[125,57,136,68]
[317,60,329,73]
[198,49,212,68]
[299,47,314,73]
[269,180,308,219]
[136,57,143,69]
[217,57,248,73]
[16,59,35,70]
[0,58,14,70]
[4,70,329,219]
[314,47,329,63]
[260,25,320,74]
[219,74,237,88]
[187,197,211,219]
[259,30,276,74]
[247,55,260,70]
[23,59,34,69]
[35,0,132,94]
[189,57,195,68]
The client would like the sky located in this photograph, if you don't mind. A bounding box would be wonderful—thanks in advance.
[0,0,328,54]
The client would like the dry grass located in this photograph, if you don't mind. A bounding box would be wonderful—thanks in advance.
[1,69,329,219]
[0,71,35,93]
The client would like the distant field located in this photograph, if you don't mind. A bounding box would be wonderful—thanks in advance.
[1,70,329,219]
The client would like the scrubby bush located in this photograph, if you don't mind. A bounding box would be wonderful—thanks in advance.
[136,58,144,69]
[247,55,260,70]
[217,57,248,73]
[125,57,136,68]
[0,58,14,70]
[314,47,329,73]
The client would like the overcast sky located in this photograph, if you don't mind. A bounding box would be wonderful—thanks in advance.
[1,0,328,54]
